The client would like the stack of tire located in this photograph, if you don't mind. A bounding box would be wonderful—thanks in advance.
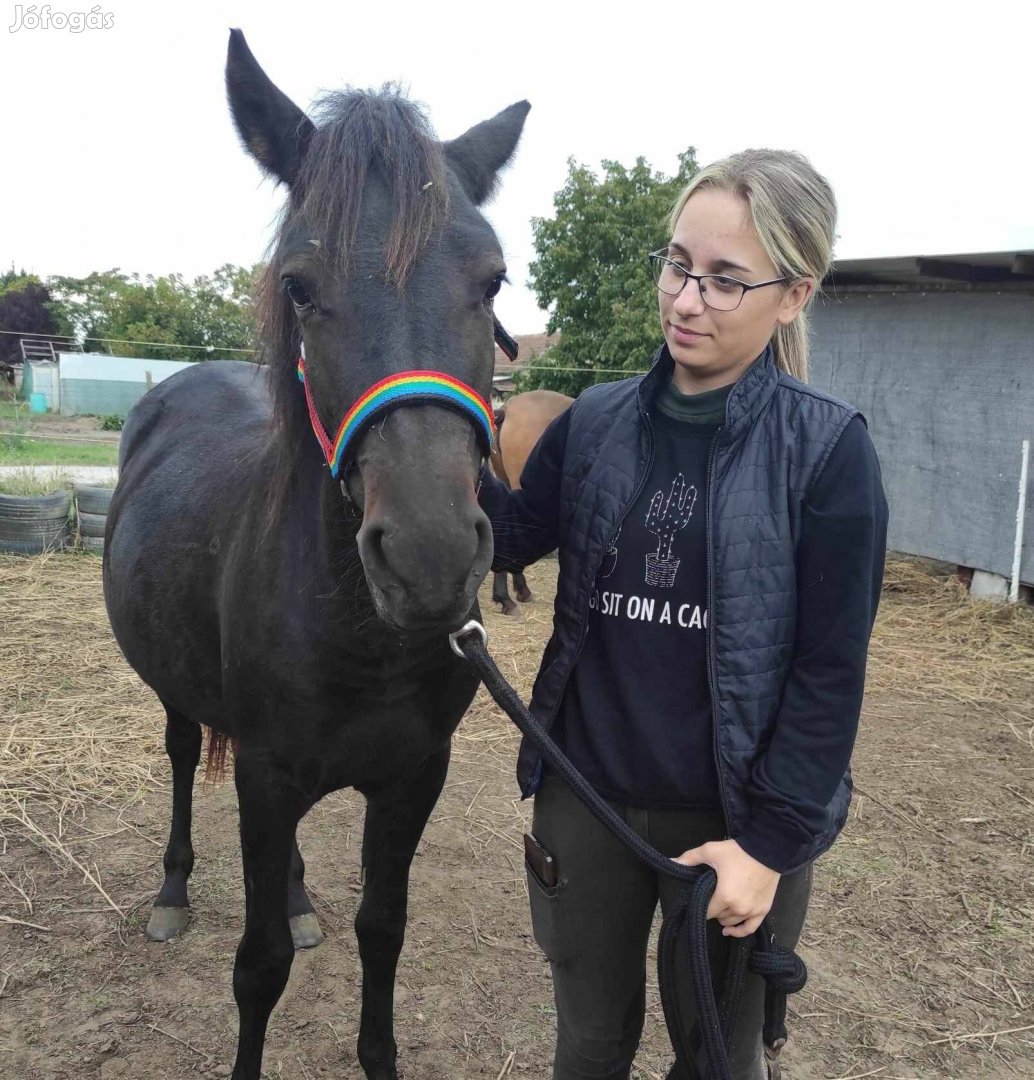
[75,485,114,554]
[0,491,73,554]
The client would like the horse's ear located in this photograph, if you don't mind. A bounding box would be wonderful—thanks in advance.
[225,28,314,186]
[444,101,531,206]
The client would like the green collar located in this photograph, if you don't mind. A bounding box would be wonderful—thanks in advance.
[655,377,734,425]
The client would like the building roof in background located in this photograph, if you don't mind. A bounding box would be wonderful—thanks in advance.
[58,352,195,383]
[826,249,1034,291]
[494,332,557,378]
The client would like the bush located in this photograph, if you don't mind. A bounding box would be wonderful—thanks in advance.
[100,414,124,431]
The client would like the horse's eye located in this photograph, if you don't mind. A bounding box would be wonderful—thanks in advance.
[283,276,313,309]
[484,273,507,302]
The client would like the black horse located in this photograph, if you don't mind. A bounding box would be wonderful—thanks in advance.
[103,30,528,1080]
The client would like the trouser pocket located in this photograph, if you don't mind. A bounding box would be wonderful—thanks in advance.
[526,856,566,964]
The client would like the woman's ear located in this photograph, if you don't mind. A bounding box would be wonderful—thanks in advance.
[776,277,815,326]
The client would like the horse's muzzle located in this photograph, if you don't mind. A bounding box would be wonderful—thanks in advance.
[357,504,493,631]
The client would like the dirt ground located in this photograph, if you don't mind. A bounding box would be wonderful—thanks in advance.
[0,405,121,444]
[1,554,1032,1079]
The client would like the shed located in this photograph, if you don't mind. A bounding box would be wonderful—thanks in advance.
[55,353,196,417]
[810,249,1034,590]
[20,361,61,409]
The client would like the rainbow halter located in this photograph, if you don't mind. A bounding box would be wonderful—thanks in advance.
[297,360,496,479]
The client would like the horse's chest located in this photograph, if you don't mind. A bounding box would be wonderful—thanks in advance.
[227,650,479,798]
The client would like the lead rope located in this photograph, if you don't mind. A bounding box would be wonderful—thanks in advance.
[448,622,806,1080]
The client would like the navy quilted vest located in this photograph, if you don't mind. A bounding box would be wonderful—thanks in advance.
[518,344,860,871]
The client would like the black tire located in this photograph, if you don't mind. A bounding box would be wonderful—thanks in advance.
[0,533,72,555]
[0,491,73,544]
[78,511,107,538]
[75,485,115,515]
[80,536,105,555]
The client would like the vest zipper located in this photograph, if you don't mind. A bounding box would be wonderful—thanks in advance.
[705,428,733,836]
[542,409,657,731]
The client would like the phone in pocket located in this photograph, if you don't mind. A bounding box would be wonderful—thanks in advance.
[524,832,558,889]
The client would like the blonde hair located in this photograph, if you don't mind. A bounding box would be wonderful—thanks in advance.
[668,149,836,382]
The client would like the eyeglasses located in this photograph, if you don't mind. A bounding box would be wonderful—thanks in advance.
[648,249,788,312]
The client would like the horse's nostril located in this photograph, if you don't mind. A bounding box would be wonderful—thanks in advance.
[474,510,493,564]
[357,521,388,573]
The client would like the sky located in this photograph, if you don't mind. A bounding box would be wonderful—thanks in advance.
[1,0,1031,336]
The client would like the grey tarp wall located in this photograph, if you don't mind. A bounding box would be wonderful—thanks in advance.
[808,289,1033,585]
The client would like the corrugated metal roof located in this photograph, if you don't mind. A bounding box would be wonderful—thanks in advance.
[826,249,1034,290]
[58,352,195,383]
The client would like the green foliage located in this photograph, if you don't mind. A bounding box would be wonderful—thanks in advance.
[0,268,71,367]
[99,414,124,431]
[46,263,262,362]
[520,151,699,396]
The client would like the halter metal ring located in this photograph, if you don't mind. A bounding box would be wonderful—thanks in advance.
[449,619,488,659]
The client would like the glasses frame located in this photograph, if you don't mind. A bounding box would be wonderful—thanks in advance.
[647,249,789,312]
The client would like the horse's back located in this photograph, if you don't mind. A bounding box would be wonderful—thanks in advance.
[498,389,573,491]
[104,361,273,720]
[118,360,270,473]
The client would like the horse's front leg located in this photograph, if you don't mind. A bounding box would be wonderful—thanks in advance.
[230,749,303,1080]
[354,746,450,1080]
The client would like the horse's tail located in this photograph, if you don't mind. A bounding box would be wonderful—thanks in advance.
[203,728,238,783]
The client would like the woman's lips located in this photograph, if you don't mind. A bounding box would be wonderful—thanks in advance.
[669,323,707,345]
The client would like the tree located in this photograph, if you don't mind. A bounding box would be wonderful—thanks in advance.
[520,150,698,396]
[0,269,71,367]
[47,265,263,361]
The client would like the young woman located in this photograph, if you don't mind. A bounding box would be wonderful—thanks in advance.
[479,149,889,1079]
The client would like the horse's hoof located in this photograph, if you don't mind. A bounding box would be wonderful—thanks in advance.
[516,588,533,603]
[291,912,325,950]
[145,905,190,942]
[500,601,518,617]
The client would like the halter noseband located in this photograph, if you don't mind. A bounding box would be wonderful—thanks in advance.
[297,361,496,478]
[297,321,516,479]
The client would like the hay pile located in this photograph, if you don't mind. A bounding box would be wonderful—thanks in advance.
[869,557,1034,746]
[0,553,166,917]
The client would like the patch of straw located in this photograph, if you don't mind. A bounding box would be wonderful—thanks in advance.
[0,552,166,914]
[869,556,1034,740]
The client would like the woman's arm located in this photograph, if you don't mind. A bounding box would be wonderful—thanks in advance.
[735,415,890,872]
[675,416,889,936]
[478,408,572,572]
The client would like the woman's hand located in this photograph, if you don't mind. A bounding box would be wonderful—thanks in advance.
[673,839,780,938]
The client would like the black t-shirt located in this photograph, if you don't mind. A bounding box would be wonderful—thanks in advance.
[554,380,729,809]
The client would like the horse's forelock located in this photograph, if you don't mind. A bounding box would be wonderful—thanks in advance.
[256,87,454,520]
[295,87,450,284]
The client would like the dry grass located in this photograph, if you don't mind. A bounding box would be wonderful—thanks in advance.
[0,469,76,496]
[870,558,1034,738]
[1,552,1033,1078]
[0,552,165,920]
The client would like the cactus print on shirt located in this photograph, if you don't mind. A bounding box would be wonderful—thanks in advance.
[554,406,721,810]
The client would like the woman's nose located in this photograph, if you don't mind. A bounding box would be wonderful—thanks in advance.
[673,276,706,316]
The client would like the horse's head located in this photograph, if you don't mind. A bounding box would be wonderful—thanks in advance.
[226,30,529,633]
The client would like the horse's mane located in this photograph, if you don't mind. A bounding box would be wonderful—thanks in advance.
[254,87,451,519]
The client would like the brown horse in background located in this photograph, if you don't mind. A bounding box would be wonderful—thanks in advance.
[490,388,573,614]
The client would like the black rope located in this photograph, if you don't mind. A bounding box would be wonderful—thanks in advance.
[451,626,806,1079]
